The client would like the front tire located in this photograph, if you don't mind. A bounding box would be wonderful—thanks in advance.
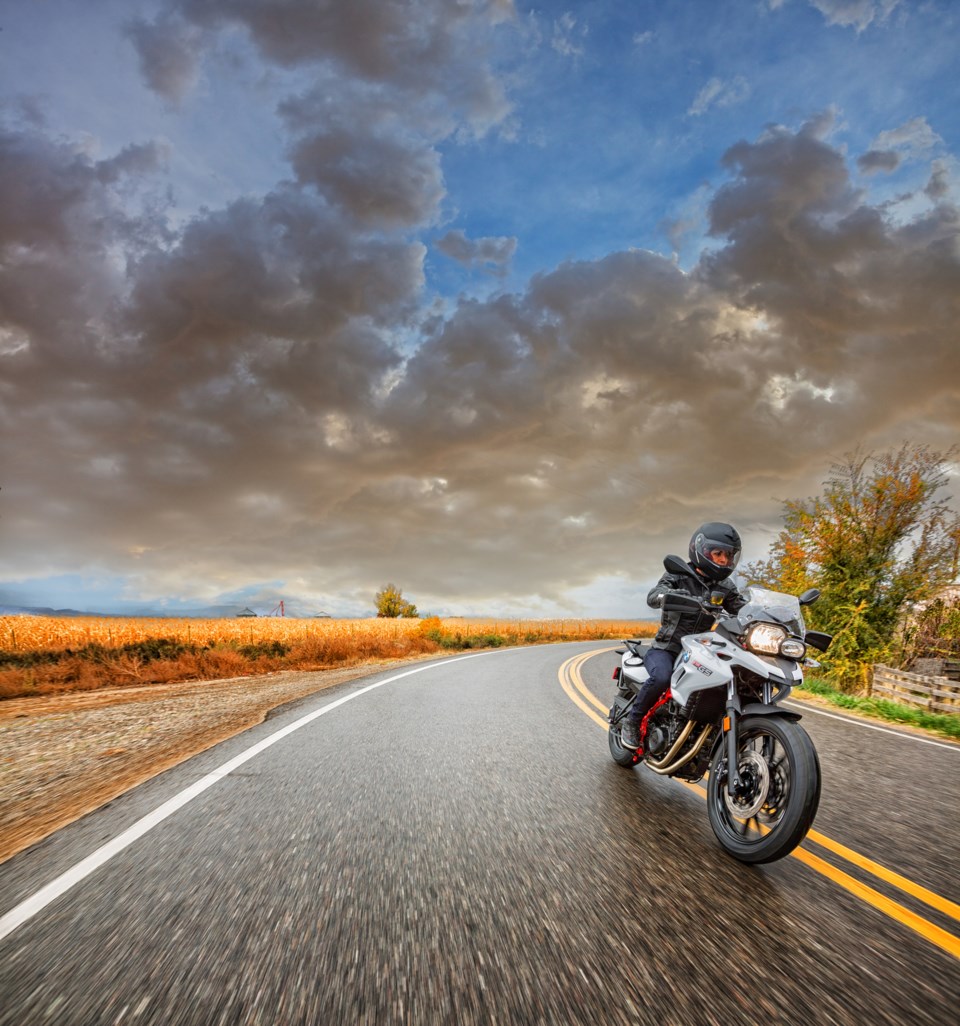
[707,715,820,864]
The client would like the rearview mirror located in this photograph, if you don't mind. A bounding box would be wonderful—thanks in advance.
[799,588,821,606]
[663,554,694,577]
[805,630,832,652]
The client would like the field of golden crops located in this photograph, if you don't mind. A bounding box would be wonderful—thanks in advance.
[0,615,657,700]
[0,615,653,653]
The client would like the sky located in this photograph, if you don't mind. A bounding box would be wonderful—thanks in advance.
[0,0,958,618]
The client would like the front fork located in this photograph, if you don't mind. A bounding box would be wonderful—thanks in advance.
[724,680,742,797]
[723,680,776,796]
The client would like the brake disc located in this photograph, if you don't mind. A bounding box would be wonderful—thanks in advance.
[723,749,770,820]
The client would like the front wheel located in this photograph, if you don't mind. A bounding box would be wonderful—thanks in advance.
[707,715,820,864]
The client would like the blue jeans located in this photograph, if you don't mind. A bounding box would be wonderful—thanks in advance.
[627,647,675,724]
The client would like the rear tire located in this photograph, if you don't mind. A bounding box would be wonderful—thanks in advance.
[706,715,820,864]
[608,724,639,766]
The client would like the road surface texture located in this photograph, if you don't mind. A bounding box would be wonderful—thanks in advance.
[1,642,958,1025]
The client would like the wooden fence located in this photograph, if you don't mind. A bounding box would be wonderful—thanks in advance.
[872,665,960,715]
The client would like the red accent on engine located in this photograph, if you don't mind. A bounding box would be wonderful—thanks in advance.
[638,691,672,757]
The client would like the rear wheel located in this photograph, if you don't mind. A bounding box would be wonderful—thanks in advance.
[608,723,640,766]
[608,689,640,767]
[707,715,820,864]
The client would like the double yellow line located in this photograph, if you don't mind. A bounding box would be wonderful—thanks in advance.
[559,649,960,962]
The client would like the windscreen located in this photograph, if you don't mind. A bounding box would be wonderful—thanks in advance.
[736,586,805,636]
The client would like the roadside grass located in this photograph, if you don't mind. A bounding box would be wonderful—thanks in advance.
[798,676,960,741]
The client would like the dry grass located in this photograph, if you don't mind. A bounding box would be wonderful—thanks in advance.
[0,615,655,700]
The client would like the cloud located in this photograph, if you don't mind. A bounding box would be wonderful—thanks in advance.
[857,117,945,176]
[809,0,901,31]
[552,12,587,58]
[288,126,445,231]
[871,116,943,157]
[925,160,950,201]
[2,44,957,614]
[3,110,955,607]
[125,13,206,106]
[435,229,517,275]
[688,76,751,117]
[136,0,514,133]
[857,149,901,174]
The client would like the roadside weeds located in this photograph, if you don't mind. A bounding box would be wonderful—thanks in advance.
[794,677,960,743]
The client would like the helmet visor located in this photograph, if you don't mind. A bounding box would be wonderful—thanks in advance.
[698,539,740,570]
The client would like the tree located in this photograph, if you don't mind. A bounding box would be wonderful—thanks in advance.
[375,583,418,618]
[746,445,959,689]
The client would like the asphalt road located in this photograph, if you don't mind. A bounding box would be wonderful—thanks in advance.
[1,642,958,1025]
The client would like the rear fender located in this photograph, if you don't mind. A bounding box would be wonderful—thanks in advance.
[608,691,634,725]
[621,668,650,694]
[621,651,649,693]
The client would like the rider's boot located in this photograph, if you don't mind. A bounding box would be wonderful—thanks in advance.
[621,717,641,750]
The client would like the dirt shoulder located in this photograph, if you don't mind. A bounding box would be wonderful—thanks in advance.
[0,655,438,865]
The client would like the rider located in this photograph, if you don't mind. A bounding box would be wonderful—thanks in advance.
[620,522,747,751]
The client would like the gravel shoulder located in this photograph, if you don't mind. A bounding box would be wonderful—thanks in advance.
[0,656,438,865]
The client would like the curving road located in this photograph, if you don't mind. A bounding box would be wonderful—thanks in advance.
[1,642,958,1025]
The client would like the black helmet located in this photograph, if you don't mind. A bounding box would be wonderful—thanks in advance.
[689,522,741,582]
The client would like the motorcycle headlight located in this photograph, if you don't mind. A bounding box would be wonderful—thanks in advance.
[780,638,806,660]
[745,623,787,655]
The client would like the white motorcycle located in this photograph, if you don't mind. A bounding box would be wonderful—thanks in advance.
[608,555,832,864]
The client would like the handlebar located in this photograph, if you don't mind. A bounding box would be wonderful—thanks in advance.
[660,590,711,613]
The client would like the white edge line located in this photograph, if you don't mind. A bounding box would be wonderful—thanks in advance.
[784,700,960,751]
[0,650,505,943]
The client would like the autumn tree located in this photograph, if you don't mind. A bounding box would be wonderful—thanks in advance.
[375,583,419,618]
[746,445,960,689]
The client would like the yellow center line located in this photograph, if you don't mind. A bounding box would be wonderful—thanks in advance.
[804,829,960,923]
[562,647,960,962]
[567,649,616,715]
[558,653,608,728]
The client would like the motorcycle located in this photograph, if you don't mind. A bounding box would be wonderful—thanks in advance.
[608,555,832,864]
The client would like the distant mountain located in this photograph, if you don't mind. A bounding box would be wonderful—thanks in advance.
[0,604,116,617]
[0,603,344,619]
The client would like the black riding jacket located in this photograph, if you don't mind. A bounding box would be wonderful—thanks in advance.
[647,562,747,655]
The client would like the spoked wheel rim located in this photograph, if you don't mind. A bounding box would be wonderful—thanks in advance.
[712,726,793,846]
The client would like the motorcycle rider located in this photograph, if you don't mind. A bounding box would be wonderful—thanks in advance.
[621,523,748,751]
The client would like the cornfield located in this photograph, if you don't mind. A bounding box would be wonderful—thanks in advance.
[0,615,657,701]
[1,616,651,653]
